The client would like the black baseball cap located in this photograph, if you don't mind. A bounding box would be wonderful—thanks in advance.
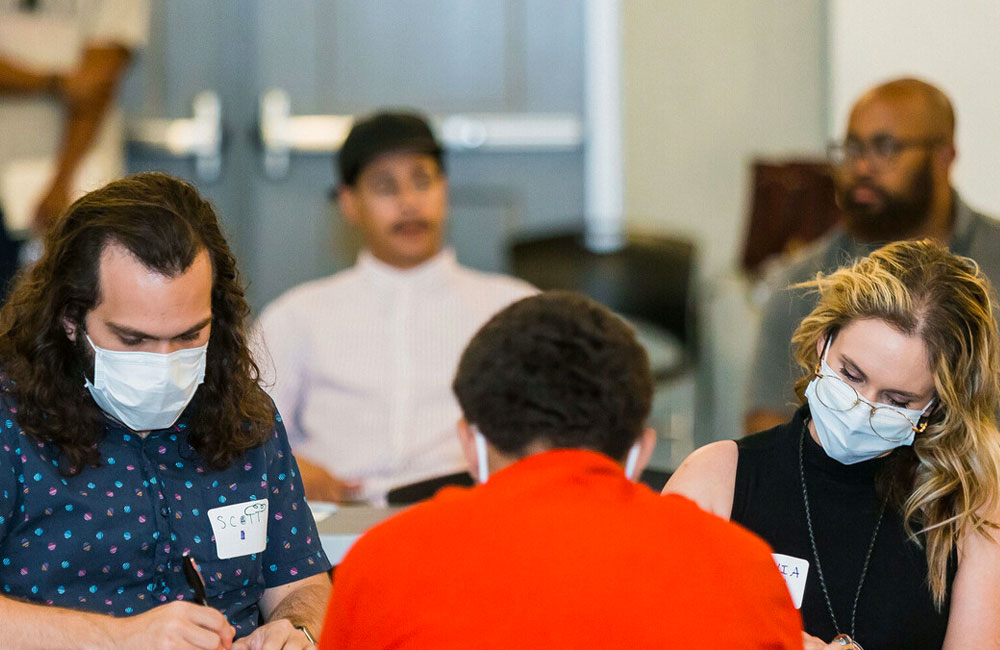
[337,111,444,187]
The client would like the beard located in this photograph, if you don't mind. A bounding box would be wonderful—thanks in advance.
[837,159,934,243]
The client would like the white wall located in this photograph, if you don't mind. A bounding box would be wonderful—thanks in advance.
[621,1,828,445]
[829,0,1000,216]
[622,0,827,275]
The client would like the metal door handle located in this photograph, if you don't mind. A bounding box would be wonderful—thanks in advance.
[258,88,583,179]
[127,91,223,182]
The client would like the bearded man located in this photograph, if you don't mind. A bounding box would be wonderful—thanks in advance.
[744,77,1000,434]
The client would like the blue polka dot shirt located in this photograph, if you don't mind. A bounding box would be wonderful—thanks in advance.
[0,387,331,637]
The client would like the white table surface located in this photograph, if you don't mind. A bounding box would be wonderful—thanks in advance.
[312,504,405,565]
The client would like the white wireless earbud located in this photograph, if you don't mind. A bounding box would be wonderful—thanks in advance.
[624,442,641,480]
[473,426,490,483]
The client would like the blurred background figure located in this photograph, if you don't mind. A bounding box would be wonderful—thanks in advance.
[744,78,1000,435]
[255,111,534,504]
[0,0,150,293]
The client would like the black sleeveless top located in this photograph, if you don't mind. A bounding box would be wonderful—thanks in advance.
[732,405,954,649]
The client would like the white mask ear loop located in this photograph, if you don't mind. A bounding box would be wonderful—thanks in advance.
[624,442,641,480]
[472,426,490,483]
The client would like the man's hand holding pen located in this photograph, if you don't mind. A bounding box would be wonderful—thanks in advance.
[107,600,235,650]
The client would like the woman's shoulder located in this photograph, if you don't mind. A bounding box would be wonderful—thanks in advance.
[663,410,805,519]
[662,440,738,519]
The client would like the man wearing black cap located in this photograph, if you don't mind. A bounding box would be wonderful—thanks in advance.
[256,111,534,505]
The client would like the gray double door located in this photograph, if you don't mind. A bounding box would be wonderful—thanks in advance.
[122,0,587,312]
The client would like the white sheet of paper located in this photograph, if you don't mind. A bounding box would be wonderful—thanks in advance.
[208,499,269,560]
[307,500,339,523]
[772,552,809,609]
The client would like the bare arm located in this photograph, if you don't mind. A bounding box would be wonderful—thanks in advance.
[0,595,234,650]
[232,573,331,650]
[0,57,57,94]
[261,573,330,630]
[942,517,1000,649]
[296,455,361,503]
[662,440,738,519]
[33,45,132,230]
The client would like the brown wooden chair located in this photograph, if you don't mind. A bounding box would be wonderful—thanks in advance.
[740,159,842,276]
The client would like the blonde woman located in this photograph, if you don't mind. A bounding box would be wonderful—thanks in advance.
[666,240,1000,649]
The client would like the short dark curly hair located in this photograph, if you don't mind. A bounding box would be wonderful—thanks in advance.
[452,291,653,460]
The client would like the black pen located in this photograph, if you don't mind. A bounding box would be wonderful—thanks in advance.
[182,551,209,606]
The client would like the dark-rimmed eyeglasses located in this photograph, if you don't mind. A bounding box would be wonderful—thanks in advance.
[827,135,944,171]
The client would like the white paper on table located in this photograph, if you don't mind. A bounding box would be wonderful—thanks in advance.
[307,500,340,523]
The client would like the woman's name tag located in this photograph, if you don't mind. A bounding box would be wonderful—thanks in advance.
[772,553,809,609]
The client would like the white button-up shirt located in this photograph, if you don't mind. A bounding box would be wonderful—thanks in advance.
[255,249,535,501]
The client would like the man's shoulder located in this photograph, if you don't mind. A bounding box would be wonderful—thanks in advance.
[957,204,1000,282]
[767,229,857,287]
[338,487,475,566]
[655,491,779,572]
[757,229,861,326]
[373,484,474,533]
[259,268,363,320]
[449,264,536,302]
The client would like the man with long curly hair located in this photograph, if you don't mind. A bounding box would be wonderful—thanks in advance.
[0,172,331,649]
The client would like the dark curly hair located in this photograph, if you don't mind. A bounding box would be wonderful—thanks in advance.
[0,172,274,474]
[452,291,653,460]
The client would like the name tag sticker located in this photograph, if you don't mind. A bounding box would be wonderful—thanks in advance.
[772,553,809,609]
[208,499,269,559]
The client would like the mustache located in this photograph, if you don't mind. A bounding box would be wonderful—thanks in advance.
[390,219,432,234]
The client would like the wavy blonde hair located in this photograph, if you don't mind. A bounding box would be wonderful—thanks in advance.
[791,239,1000,608]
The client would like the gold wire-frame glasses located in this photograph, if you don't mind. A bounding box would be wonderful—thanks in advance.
[812,365,929,442]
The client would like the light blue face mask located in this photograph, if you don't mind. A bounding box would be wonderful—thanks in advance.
[805,341,933,465]
[471,427,641,482]
[84,335,208,432]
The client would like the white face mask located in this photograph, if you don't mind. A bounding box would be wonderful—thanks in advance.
[471,426,642,482]
[84,334,208,431]
[805,343,933,465]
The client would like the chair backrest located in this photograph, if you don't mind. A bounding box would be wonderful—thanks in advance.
[741,159,842,275]
[509,229,697,365]
[386,471,475,506]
